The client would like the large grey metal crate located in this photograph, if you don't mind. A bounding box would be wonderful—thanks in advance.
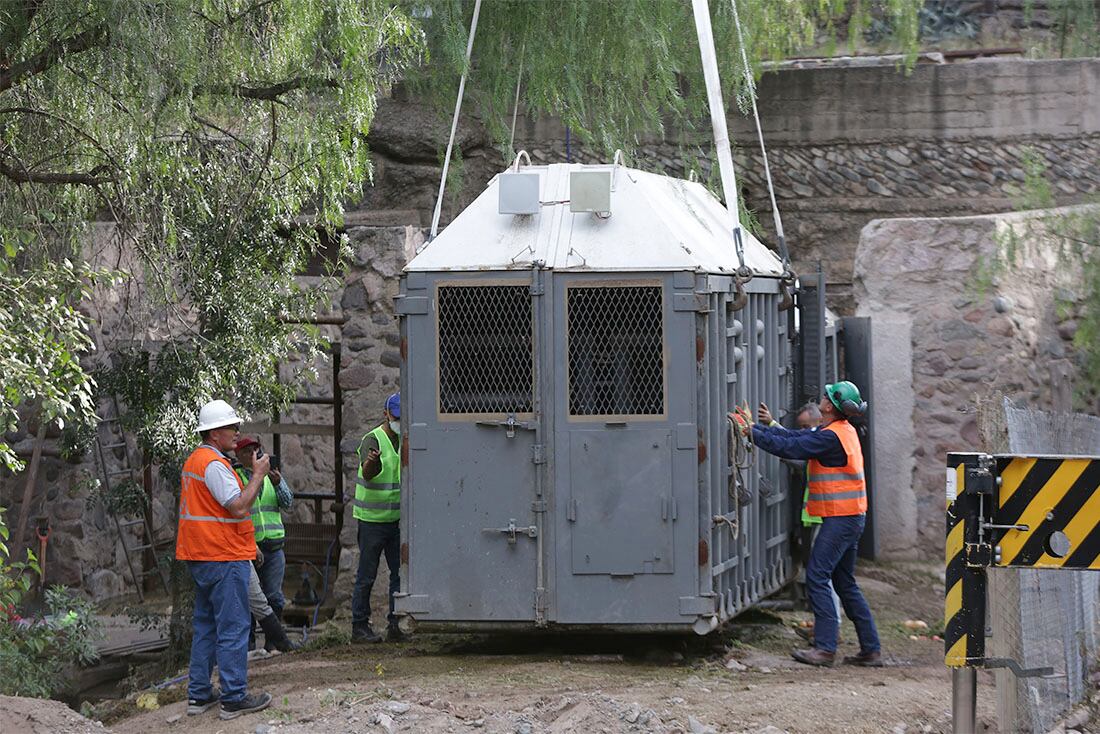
[393,163,795,633]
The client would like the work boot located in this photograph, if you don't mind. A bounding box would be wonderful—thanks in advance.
[842,649,884,667]
[187,692,220,715]
[259,612,299,653]
[386,622,407,643]
[352,624,382,644]
[219,692,272,720]
[791,647,836,667]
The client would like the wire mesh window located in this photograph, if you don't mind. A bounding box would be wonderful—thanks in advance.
[567,284,665,416]
[437,284,534,414]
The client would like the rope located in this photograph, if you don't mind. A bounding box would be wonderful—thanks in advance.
[429,0,483,241]
[729,0,791,272]
[508,44,525,161]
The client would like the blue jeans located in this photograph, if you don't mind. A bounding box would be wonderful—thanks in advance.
[351,520,400,630]
[187,560,251,703]
[806,514,880,654]
[256,544,286,613]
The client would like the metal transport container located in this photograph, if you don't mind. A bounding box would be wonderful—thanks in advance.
[395,162,795,633]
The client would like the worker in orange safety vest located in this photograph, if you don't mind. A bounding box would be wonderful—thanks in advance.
[730,381,882,668]
[177,399,274,720]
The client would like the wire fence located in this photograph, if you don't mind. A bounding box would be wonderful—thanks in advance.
[989,400,1100,732]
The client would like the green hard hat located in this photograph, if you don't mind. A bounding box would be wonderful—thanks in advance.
[825,381,867,417]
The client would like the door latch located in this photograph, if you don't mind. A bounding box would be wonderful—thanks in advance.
[483,518,538,544]
[474,413,536,438]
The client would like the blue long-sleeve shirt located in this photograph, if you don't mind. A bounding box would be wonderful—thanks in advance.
[750,421,848,467]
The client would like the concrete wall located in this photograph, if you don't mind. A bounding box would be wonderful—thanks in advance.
[853,206,1088,556]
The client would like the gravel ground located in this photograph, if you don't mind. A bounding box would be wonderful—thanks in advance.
[98,562,1003,734]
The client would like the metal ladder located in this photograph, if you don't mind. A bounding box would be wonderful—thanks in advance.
[92,397,169,602]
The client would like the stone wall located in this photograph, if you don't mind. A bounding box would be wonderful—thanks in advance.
[853,206,1088,556]
[358,59,1100,313]
[0,226,416,603]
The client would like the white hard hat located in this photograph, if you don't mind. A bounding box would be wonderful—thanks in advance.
[196,400,242,433]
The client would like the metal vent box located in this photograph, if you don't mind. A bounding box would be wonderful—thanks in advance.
[498,173,541,215]
[570,170,611,214]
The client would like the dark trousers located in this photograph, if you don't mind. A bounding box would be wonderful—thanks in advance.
[351,520,400,630]
[805,514,881,654]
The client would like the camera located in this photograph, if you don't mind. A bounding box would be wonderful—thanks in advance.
[254,446,280,472]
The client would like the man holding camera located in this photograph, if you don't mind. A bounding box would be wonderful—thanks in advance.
[177,400,272,720]
[234,436,293,621]
[730,381,881,669]
[350,392,404,644]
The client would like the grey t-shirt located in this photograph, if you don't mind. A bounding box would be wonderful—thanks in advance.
[202,444,242,507]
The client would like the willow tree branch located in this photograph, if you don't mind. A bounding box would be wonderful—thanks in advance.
[197,76,340,101]
[0,157,112,185]
[0,24,107,94]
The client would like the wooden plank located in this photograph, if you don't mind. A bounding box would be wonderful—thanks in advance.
[241,422,334,437]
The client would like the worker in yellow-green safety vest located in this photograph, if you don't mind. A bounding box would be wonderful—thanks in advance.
[233,436,293,623]
[350,392,405,644]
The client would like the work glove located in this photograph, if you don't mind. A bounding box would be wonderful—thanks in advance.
[728,404,752,437]
[255,546,265,568]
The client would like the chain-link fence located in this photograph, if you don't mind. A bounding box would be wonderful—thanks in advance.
[437,284,534,415]
[986,400,1100,732]
[566,284,665,417]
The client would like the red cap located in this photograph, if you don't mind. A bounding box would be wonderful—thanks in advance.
[235,436,260,451]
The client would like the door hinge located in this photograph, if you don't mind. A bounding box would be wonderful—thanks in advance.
[532,444,546,465]
[531,500,547,513]
[661,497,678,521]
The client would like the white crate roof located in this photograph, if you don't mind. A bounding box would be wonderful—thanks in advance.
[406,163,785,275]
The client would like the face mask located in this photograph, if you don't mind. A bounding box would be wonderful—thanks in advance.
[389,420,400,435]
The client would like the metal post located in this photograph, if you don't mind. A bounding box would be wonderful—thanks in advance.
[952,667,977,734]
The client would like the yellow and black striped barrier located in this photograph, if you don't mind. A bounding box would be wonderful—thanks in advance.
[945,451,1100,734]
[944,453,988,669]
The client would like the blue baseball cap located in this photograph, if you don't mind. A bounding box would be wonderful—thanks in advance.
[385,392,400,418]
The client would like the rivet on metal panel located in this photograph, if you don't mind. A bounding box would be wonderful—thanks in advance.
[698,539,709,566]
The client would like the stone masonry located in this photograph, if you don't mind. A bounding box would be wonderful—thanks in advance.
[854,206,1089,556]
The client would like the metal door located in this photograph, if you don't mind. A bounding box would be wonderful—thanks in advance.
[553,277,694,625]
[399,275,542,623]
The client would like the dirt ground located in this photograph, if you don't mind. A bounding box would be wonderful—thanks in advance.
[83,560,1002,734]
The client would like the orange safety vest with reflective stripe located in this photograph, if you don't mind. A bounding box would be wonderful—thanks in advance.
[806,420,867,518]
[176,445,256,561]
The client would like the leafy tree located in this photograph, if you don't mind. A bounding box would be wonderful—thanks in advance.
[0,0,921,469]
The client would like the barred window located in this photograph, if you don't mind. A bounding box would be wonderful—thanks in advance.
[437,284,533,414]
[567,284,665,416]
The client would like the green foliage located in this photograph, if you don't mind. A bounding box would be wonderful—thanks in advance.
[989,149,1100,401]
[0,0,424,462]
[91,476,146,517]
[0,251,115,472]
[0,0,924,470]
[0,507,101,699]
[406,0,920,158]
